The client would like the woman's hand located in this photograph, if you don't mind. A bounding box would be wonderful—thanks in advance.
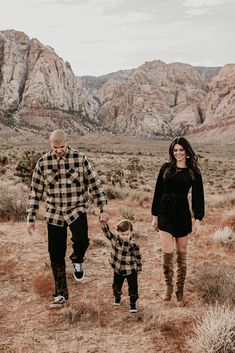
[191,219,201,237]
[151,216,158,232]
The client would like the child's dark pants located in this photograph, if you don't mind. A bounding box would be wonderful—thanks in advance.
[112,271,138,304]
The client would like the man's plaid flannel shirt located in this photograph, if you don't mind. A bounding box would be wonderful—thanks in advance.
[27,147,107,226]
[102,223,142,275]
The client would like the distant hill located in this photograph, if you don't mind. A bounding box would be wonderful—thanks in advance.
[0,29,234,142]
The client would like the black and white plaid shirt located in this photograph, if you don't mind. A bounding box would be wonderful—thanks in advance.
[102,224,142,275]
[27,146,107,226]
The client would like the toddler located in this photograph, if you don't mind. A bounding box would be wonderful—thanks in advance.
[100,219,142,313]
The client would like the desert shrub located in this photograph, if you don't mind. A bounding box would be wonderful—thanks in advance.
[126,176,138,183]
[92,237,108,247]
[224,208,235,224]
[105,185,126,200]
[140,184,152,192]
[129,191,150,206]
[143,310,175,332]
[0,257,17,280]
[98,175,107,185]
[190,262,235,305]
[106,168,124,187]
[0,183,28,221]
[212,226,235,247]
[32,272,53,297]
[119,206,134,220]
[188,305,235,353]
[61,303,99,323]
[207,191,235,209]
[0,155,8,166]
[126,158,144,177]
[143,310,161,331]
[0,167,6,175]
[15,150,44,184]
[128,181,139,189]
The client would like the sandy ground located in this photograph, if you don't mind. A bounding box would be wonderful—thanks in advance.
[0,196,234,353]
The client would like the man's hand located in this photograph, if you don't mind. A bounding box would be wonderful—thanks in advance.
[99,213,109,223]
[26,222,35,235]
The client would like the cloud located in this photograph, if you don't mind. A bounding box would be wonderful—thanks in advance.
[35,0,158,18]
[184,7,209,16]
[180,0,235,8]
[99,0,161,16]
[36,0,95,6]
[179,0,235,18]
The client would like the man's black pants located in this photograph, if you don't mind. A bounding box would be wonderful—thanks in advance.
[47,213,89,299]
[112,271,139,304]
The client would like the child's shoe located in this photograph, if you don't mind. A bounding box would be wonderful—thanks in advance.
[129,303,137,313]
[113,297,121,305]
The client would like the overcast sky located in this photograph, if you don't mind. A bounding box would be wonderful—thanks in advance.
[0,0,235,76]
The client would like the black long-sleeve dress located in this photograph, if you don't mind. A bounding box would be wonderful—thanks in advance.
[151,163,204,237]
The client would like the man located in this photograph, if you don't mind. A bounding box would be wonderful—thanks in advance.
[26,129,108,308]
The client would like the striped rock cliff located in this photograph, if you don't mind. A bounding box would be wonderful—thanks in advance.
[0,30,95,134]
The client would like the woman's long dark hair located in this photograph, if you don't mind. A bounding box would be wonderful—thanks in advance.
[164,137,200,179]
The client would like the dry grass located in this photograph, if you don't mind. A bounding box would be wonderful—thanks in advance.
[32,272,54,297]
[212,226,235,247]
[207,191,235,209]
[104,185,126,199]
[189,262,235,305]
[61,303,100,324]
[0,133,234,353]
[119,205,135,220]
[188,305,235,353]
[0,182,28,221]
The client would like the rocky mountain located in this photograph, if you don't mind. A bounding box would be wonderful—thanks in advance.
[194,66,221,82]
[187,64,235,142]
[79,62,235,142]
[0,30,96,134]
[0,29,234,142]
[200,64,235,122]
[80,69,133,97]
[80,60,208,138]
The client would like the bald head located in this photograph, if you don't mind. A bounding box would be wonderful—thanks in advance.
[49,129,67,143]
[49,130,68,157]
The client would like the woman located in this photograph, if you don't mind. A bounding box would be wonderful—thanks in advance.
[151,137,204,306]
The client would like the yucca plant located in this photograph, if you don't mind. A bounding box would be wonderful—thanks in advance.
[213,226,235,247]
[188,305,235,353]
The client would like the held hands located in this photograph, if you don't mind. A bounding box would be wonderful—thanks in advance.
[191,219,201,237]
[99,212,109,224]
[151,216,158,232]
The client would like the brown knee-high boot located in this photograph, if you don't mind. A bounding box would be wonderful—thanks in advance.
[162,252,174,301]
[175,251,187,305]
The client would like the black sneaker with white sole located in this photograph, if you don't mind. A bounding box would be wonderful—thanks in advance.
[130,303,137,313]
[113,297,121,306]
[73,262,85,281]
